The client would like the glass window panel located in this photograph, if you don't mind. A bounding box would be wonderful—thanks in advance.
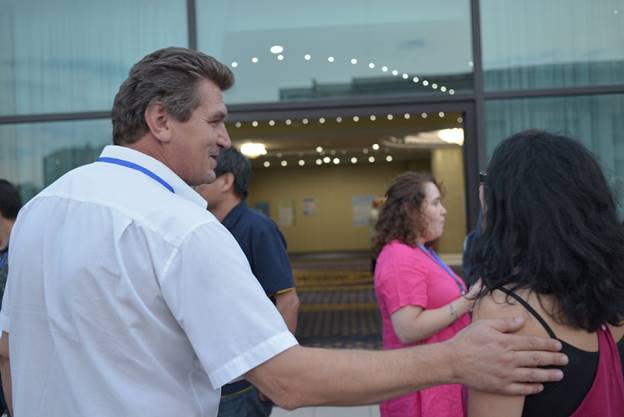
[485,94,624,219]
[0,0,187,116]
[197,0,473,104]
[0,120,112,202]
[481,0,624,91]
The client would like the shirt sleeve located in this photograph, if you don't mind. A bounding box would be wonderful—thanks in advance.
[0,258,12,334]
[159,221,298,389]
[249,219,295,296]
[376,245,429,315]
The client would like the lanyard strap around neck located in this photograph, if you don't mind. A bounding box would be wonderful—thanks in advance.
[96,157,175,193]
[418,244,466,296]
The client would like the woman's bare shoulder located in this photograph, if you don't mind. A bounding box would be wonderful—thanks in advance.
[473,288,542,336]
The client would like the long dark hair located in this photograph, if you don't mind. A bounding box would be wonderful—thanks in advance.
[470,130,624,331]
[373,172,438,255]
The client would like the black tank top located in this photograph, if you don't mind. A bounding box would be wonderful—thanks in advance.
[496,288,624,417]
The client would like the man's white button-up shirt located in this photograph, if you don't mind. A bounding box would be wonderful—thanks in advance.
[0,145,297,417]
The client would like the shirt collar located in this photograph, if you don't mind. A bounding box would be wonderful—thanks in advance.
[222,201,247,229]
[99,145,208,209]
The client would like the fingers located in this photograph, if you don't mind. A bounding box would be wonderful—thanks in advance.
[499,383,544,396]
[503,333,564,353]
[511,366,564,384]
[513,350,568,368]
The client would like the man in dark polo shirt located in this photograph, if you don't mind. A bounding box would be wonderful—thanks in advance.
[195,147,299,417]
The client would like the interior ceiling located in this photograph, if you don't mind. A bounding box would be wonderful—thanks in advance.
[227,111,463,166]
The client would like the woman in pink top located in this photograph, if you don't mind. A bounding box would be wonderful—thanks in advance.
[373,172,479,417]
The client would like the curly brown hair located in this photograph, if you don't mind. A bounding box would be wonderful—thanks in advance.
[373,172,440,255]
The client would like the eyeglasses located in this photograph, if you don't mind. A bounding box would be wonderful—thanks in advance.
[479,170,488,183]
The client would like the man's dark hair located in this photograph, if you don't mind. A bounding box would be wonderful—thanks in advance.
[215,147,251,199]
[112,47,234,145]
[470,129,624,332]
[0,179,22,220]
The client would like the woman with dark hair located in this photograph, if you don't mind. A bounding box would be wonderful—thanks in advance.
[374,172,479,417]
[468,130,624,417]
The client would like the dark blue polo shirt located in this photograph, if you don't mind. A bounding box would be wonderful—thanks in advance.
[222,201,295,298]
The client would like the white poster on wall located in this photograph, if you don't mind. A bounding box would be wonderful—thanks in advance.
[352,195,375,227]
[302,197,316,216]
[278,200,295,226]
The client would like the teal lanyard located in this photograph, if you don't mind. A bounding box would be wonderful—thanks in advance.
[418,244,466,296]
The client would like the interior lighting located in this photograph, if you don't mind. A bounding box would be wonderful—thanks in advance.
[277,54,284,61]
[432,83,438,89]
[240,143,267,159]
[372,143,380,150]
[350,58,358,64]
[440,86,447,92]
[350,157,358,164]
[368,63,375,69]
[231,62,239,68]
[268,120,275,126]
[449,89,455,95]
[316,146,324,153]
[332,158,340,165]
[353,116,360,122]
[302,118,309,124]
[422,80,429,86]
[370,115,377,121]
[387,114,394,120]
[330,150,336,155]
[270,45,284,54]
[391,70,399,76]
[298,160,306,166]
[421,112,428,118]
[438,128,465,146]
[304,54,311,60]
[285,119,292,125]
[413,76,419,83]
[457,117,463,123]
[234,122,242,128]
[386,155,393,162]
[319,117,326,124]
[276,152,283,158]
[468,61,474,67]
[263,161,271,168]
[404,113,411,119]
[316,159,323,165]
[251,121,259,127]
[438,112,445,118]
[381,66,388,72]
[368,156,376,163]
[323,156,331,163]
[402,73,409,79]
[281,160,288,167]
[328,56,335,62]
[363,148,369,154]
[336,116,343,123]
[251,57,259,63]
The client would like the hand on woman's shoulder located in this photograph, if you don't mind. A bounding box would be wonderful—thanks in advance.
[473,288,541,337]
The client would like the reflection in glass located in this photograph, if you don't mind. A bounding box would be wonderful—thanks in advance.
[481,0,624,90]
[197,0,473,104]
[0,0,187,116]
[0,120,111,202]
[485,94,624,218]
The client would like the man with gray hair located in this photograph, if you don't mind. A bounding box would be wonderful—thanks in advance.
[0,47,567,417]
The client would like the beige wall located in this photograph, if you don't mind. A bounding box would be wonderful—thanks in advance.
[249,161,423,252]
[431,147,467,253]
[249,151,466,254]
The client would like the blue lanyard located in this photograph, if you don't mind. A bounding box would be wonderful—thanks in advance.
[96,157,175,193]
[418,244,466,296]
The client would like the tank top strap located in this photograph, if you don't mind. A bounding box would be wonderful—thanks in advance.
[496,287,557,339]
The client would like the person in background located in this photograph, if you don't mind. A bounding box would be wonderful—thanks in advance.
[0,179,20,417]
[468,130,624,417]
[196,147,300,417]
[373,172,481,417]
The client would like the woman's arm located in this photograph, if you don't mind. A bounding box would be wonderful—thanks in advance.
[468,292,528,417]
[391,281,481,344]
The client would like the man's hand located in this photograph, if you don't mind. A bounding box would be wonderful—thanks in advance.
[445,316,567,395]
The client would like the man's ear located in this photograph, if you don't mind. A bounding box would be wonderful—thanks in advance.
[144,102,173,143]
[220,172,236,193]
